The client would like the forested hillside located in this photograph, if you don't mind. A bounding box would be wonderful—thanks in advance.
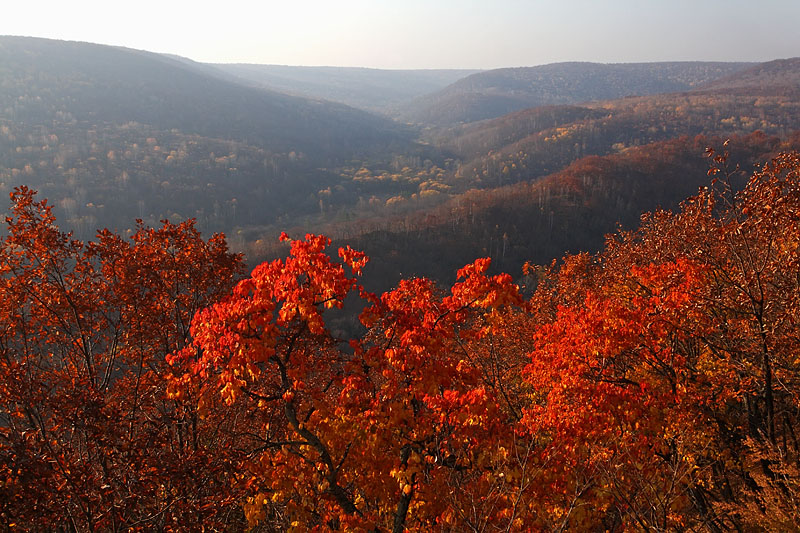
[697,57,800,95]
[0,37,408,153]
[2,37,800,288]
[311,133,800,293]
[436,90,800,190]
[399,61,752,126]
[0,36,420,237]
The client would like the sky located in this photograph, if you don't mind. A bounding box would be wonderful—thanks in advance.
[3,0,800,70]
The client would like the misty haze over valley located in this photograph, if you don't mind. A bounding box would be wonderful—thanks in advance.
[3,36,798,287]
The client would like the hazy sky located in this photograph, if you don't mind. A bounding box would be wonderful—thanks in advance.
[4,0,799,69]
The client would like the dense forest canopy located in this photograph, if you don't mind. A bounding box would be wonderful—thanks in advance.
[2,149,800,530]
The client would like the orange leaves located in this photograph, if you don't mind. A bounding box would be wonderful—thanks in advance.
[0,187,244,530]
[338,244,369,275]
[451,257,522,314]
[516,150,800,529]
[171,234,538,529]
[179,234,384,525]
[422,387,494,429]
[7,149,800,530]
[187,233,368,401]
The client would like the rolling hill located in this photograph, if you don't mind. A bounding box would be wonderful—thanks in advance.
[245,57,800,288]
[0,36,425,237]
[321,132,800,293]
[694,57,800,96]
[0,36,411,156]
[3,36,800,293]
[427,57,800,191]
[400,61,753,126]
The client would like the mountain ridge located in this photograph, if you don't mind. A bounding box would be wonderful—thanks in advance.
[0,35,411,156]
[400,61,755,126]
[207,63,482,113]
[692,57,800,95]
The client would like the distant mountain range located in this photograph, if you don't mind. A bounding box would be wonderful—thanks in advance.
[0,36,425,237]
[695,57,800,96]
[399,61,754,126]
[0,36,411,157]
[430,57,800,179]
[207,64,482,113]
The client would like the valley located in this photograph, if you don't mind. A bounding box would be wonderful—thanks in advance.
[5,36,799,291]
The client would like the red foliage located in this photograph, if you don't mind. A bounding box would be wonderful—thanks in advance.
[0,187,244,530]
[4,149,800,530]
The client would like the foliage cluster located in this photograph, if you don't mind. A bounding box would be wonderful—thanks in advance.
[0,189,245,529]
[3,149,800,530]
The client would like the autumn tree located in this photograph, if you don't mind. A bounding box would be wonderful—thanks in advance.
[169,149,800,530]
[0,187,245,530]
[171,232,545,531]
[519,149,800,529]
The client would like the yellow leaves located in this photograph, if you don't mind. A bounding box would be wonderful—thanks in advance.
[220,380,243,406]
[242,493,268,528]
[196,392,212,419]
[165,380,183,400]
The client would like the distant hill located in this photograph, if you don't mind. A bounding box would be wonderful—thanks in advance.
[248,56,800,285]
[0,36,410,157]
[324,132,800,293]
[693,57,800,96]
[240,55,800,274]
[430,82,800,192]
[209,64,481,113]
[2,35,798,295]
[0,36,424,237]
[400,61,753,126]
